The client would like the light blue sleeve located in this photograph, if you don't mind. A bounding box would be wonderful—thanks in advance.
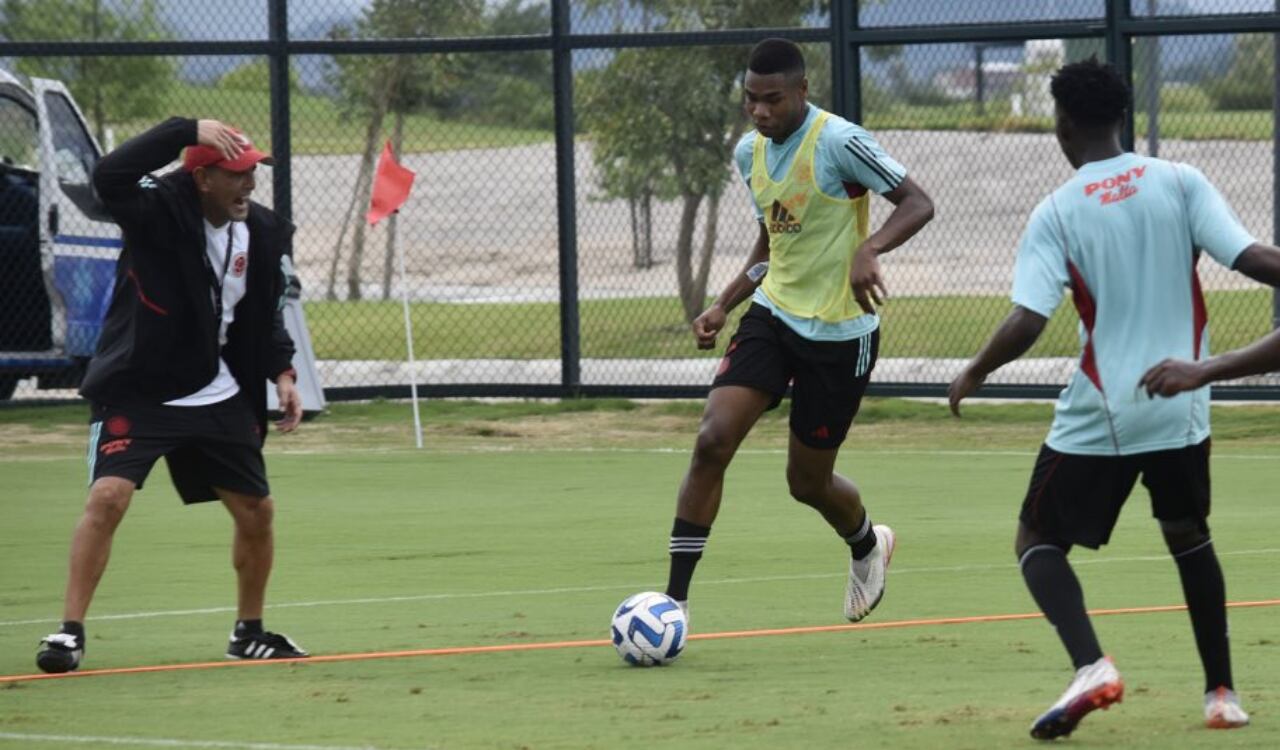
[735,132,763,221]
[1178,164,1256,269]
[1011,200,1070,319]
[821,119,906,195]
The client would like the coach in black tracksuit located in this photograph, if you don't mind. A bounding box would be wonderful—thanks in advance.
[36,117,309,673]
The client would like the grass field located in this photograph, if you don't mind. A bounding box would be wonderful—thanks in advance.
[865,104,1275,142]
[303,288,1276,361]
[108,85,551,157]
[1,398,1278,749]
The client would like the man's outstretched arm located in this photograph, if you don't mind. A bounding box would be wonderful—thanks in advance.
[948,305,1049,415]
[1138,242,1280,397]
[1141,327,1280,397]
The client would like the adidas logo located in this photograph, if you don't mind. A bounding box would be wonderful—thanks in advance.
[768,200,802,234]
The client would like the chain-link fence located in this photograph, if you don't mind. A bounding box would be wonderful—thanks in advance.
[2,1,1280,402]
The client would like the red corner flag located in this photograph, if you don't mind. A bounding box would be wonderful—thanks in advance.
[366,140,416,225]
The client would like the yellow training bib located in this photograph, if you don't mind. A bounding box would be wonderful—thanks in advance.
[752,111,870,323]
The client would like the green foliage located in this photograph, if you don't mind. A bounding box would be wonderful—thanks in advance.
[1160,83,1212,114]
[431,0,554,130]
[327,0,484,122]
[0,0,174,143]
[579,0,818,319]
[1204,35,1274,112]
[218,59,301,94]
[324,0,552,130]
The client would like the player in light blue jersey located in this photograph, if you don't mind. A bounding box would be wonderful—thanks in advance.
[948,58,1280,740]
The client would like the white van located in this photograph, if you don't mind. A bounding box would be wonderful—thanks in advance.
[0,70,121,400]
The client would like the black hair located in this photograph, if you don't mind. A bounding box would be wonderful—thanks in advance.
[748,38,805,78]
[1050,55,1129,129]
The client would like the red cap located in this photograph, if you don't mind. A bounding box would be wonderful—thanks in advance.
[183,129,274,172]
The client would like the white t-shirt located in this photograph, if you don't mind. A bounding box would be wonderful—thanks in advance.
[1012,154,1255,455]
[165,220,250,407]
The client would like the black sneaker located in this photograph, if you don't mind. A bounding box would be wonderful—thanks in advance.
[226,630,309,660]
[36,632,84,673]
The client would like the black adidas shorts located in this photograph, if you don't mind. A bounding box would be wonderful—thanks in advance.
[711,303,878,450]
[1019,440,1211,549]
[88,395,270,504]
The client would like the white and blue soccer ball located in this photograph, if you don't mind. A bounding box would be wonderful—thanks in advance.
[610,591,687,666]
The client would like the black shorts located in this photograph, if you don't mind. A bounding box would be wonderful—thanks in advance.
[88,395,270,504]
[711,303,879,450]
[1020,440,1211,549]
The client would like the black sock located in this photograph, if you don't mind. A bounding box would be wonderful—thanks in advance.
[666,518,710,602]
[1173,540,1232,692]
[1020,545,1104,670]
[235,619,264,636]
[60,621,85,641]
[843,511,877,560]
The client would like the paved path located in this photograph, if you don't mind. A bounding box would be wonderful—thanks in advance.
[278,132,1276,302]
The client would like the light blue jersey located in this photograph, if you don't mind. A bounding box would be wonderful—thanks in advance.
[734,104,906,341]
[1012,153,1255,455]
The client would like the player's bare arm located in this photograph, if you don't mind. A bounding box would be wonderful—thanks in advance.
[1137,243,1280,397]
[1141,326,1280,397]
[1231,242,1280,286]
[851,176,934,313]
[948,305,1048,415]
[692,222,770,350]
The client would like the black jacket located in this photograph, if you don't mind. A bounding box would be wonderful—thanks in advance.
[81,117,295,437]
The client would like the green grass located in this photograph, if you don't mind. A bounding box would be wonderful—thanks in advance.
[865,101,1275,141]
[1,398,1278,748]
[303,288,1276,361]
[98,80,1269,161]
[109,84,551,157]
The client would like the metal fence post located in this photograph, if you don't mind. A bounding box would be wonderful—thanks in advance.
[1274,0,1280,328]
[1144,0,1160,157]
[831,0,855,122]
[268,0,291,227]
[551,0,581,395]
[1106,0,1136,151]
[848,0,862,124]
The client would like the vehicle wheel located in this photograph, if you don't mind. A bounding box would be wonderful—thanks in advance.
[0,375,19,400]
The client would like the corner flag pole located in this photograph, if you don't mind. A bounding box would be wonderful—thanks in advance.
[367,140,420,448]
[395,226,423,449]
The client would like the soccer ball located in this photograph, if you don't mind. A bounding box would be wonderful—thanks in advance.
[610,591,687,666]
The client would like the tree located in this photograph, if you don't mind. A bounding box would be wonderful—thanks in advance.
[219,59,301,94]
[580,0,820,321]
[579,62,677,270]
[0,0,174,146]
[323,0,482,301]
[1204,35,1274,112]
[430,0,555,131]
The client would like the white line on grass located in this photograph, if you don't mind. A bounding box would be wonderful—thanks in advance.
[278,445,1280,460]
[8,445,1280,461]
[3,548,1276,629]
[0,733,424,750]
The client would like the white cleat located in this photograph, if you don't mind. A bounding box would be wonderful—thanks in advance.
[1205,686,1249,729]
[1030,656,1124,740]
[844,524,895,622]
